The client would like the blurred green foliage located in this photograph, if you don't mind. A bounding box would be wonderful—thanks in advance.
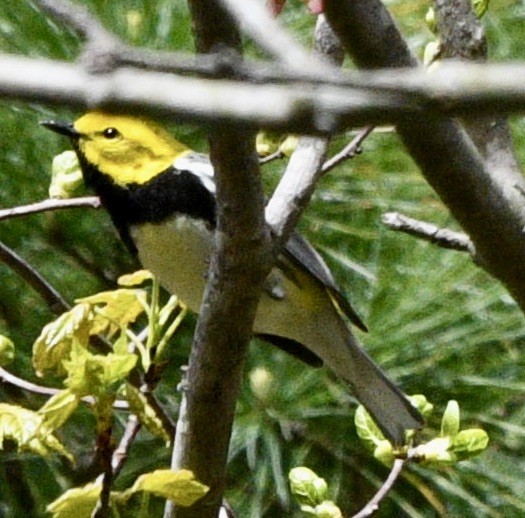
[1,0,525,516]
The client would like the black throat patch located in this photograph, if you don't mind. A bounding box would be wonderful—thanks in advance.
[79,158,216,254]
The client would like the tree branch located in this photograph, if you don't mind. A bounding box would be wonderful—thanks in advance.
[0,196,101,221]
[434,0,523,179]
[324,0,525,313]
[0,240,70,315]
[352,456,411,518]
[165,3,272,517]
[381,212,476,256]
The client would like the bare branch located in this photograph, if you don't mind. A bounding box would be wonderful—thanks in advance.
[324,0,525,313]
[166,3,271,517]
[381,212,476,256]
[321,125,374,174]
[434,0,523,179]
[352,456,410,518]
[0,197,101,221]
[111,414,141,478]
[266,15,341,248]
[0,240,70,315]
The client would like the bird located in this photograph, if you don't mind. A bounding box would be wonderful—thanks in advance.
[42,112,423,445]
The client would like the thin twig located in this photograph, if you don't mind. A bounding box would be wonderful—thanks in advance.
[259,149,285,165]
[111,414,142,478]
[0,366,129,409]
[321,126,374,174]
[0,240,70,315]
[381,212,476,256]
[0,196,101,221]
[352,455,411,518]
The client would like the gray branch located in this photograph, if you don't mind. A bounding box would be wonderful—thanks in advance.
[324,0,525,312]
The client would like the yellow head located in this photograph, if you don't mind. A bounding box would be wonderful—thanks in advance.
[72,112,189,186]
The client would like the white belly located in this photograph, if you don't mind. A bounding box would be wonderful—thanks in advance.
[130,216,212,312]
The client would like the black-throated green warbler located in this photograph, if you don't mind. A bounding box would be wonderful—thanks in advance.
[42,112,423,444]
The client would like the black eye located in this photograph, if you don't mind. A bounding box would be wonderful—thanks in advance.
[102,127,120,139]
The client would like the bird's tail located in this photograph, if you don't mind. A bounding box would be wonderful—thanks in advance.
[332,334,423,446]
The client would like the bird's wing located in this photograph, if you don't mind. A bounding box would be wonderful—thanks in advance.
[173,152,216,194]
[282,233,368,332]
[173,151,367,332]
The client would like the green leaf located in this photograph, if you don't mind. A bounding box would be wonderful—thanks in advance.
[32,303,92,376]
[314,500,343,518]
[121,469,208,506]
[48,150,83,199]
[472,0,489,18]
[47,480,101,518]
[450,429,489,460]
[118,269,153,287]
[63,341,137,398]
[373,440,395,467]
[123,383,171,445]
[408,394,434,418]
[289,467,328,506]
[0,335,15,366]
[77,289,147,336]
[0,403,72,461]
[354,405,385,449]
[441,400,460,437]
[38,389,79,431]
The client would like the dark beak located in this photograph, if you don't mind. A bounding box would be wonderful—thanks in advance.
[40,120,81,139]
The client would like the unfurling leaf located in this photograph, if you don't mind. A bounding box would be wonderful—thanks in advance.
[0,335,15,366]
[314,500,343,518]
[47,480,101,518]
[450,429,489,460]
[32,304,91,376]
[118,269,153,287]
[121,469,208,506]
[0,403,72,461]
[48,150,83,199]
[441,400,460,437]
[123,383,171,444]
[38,389,79,431]
[77,289,147,336]
[354,404,385,449]
[289,467,328,506]
[63,341,137,398]
[408,394,434,418]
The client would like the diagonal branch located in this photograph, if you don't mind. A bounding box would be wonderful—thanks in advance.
[324,0,525,312]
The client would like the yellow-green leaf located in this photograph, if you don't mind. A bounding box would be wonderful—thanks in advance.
[48,150,83,199]
[123,383,171,445]
[0,335,15,366]
[77,289,147,336]
[38,389,79,431]
[0,403,72,461]
[47,480,101,518]
[63,342,137,398]
[314,500,343,518]
[354,405,385,450]
[118,270,153,287]
[122,469,208,506]
[289,467,327,507]
[256,131,282,156]
[441,400,460,437]
[32,304,91,376]
[408,394,434,418]
[451,429,489,460]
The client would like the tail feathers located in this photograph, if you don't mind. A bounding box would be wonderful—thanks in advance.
[339,341,424,446]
